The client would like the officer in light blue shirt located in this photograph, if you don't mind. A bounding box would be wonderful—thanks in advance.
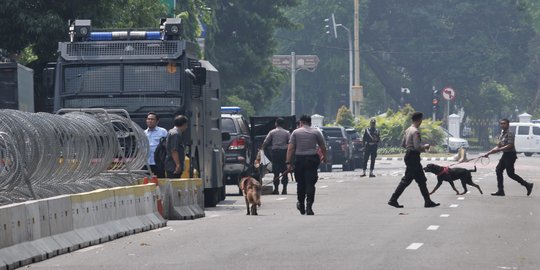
[145,112,168,177]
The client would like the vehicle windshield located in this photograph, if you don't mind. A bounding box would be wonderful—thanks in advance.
[322,128,343,138]
[62,64,182,94]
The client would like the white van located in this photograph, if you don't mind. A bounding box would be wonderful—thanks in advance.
[509,122,540,156]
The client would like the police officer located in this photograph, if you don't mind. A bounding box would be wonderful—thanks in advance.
[388,112,440,208]
[165,115,188,178]
[482,118,533,196]
[261,118,291,194]
[286,115,327,215]
[361,118,380,177]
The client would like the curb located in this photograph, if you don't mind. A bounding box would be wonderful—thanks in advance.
[377,157,456,161]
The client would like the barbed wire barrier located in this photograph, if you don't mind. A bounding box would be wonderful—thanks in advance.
[0,109,149,205]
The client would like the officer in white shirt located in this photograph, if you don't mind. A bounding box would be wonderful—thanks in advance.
[145,112,168,177]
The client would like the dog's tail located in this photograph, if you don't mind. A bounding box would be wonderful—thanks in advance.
[468,166,477,173]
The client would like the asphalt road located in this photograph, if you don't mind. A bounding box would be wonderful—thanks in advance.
[27,154,540,270]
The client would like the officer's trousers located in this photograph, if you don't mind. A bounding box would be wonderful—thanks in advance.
[294,154,320,206]
[390,150,431,203]
[495,152,528,191]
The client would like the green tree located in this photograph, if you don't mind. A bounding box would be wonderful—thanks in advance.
[207,0,299,113]
[335,105,354,127]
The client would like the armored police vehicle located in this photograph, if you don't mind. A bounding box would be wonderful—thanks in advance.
[45,18,225,207]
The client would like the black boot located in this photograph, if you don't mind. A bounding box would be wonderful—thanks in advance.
[272,179,279,195]
[306,194,315,215]
[526,182,534,196]
[296,202,305,215]
[388,180,407,208]
[306,202,314,215]
[491,190,505,196]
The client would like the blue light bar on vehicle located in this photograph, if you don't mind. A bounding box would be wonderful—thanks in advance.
[221,106,242,114]
[89,31,161,41]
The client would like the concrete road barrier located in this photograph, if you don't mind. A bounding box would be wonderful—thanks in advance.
[0,184,166,270]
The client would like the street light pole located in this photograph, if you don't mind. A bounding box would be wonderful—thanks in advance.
[325,14,353,113]
[337,25,353,113]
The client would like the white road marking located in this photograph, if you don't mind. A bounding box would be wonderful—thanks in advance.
[474,180,481,183]
[450,204,459,208]
[276,197,287,201]
[319,185,329,189]
[457,197,465,200]
[440,214,450,218]
[427,225,440,231]
[406,243,423,250]
[336,180,344,183]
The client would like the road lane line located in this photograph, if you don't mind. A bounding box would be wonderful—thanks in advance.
[449,204,459,208]
[406,243,423,250]
[336,180,344,183]
[440,214,450,218]
[457,197,465,200]
[276,198,287,201]
[319,185,329,189]
[427,225,439,231]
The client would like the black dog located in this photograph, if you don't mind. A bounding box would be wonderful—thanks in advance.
[423,163,482,195]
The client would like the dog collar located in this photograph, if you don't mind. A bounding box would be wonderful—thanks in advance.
[436,166,449,176]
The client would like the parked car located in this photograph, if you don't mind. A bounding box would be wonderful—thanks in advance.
[345,128,364,169]
[440,127,469,153]
[318,126,354,171]
[221,107,253,185]
[509,122,540,156]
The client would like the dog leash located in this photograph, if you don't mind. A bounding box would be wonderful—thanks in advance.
[447,156,489,167]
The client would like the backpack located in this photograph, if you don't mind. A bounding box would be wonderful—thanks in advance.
[154,137,167,171]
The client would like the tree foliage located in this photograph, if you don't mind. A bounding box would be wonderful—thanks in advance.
[335,105,354,127]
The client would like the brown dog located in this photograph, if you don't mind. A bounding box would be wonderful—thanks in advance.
[239,176,262,215]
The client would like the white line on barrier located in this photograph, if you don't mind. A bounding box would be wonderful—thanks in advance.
[406,243,423,250]
[75,244,104,253]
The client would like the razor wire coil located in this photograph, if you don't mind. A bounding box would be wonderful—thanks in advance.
[0,109,149,204]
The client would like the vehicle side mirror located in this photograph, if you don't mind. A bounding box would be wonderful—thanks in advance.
[222,132,230,141]
[185,66,207,86]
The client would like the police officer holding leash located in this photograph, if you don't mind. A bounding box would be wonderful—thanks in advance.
[361,118,380,177]
[482,118,533,196]
[261,118,291,195]
[388,112,440,208]
[286,115,327,215]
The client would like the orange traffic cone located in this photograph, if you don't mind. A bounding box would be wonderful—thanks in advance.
[143,177,149,184]
[151,175,159,186]
[156,198,164,217]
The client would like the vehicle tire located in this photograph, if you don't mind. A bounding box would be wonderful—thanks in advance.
[327,163,333,172]
[204,188,219,207]
[524,152,533,157]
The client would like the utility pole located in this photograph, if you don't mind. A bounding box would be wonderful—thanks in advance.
[352,0,363,116]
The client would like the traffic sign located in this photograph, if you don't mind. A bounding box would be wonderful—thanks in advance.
[442,87,456,101]
[272,55,320,70]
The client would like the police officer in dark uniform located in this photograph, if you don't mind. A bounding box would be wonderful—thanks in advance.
[361,118,380,177]
[286,115,327,215]
[388,112,440,208]
[482,118,533,196]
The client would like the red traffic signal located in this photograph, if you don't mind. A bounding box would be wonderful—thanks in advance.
[432,98,439,105]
